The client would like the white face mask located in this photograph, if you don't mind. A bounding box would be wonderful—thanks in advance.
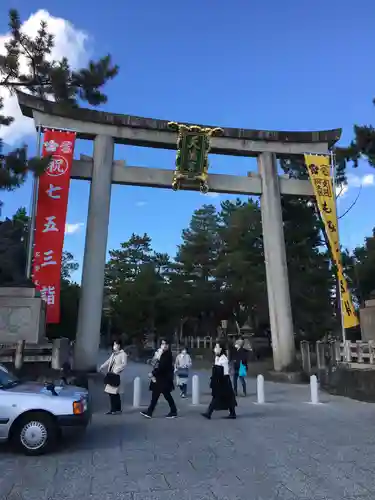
[214,346,221,356]
[181,350,187,355]
[113,344,119,352]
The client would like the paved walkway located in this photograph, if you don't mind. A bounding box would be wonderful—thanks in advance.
[2,360,375,499]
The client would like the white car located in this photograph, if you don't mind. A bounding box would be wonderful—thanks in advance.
[0,363,91,455]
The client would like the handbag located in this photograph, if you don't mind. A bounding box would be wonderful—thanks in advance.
[239,361,247,378]
[177,367,189,378]
[104,372,121,387]
[104,356,120,387]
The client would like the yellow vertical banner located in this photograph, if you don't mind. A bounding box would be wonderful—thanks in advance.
[304,154,359,329]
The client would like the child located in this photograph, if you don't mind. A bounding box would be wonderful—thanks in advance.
[174,347,192,398]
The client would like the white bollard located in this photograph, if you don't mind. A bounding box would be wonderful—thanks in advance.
[257,374,265,404]
[133,377,141,408]
[192,374,199,405]
[310,375,319,404]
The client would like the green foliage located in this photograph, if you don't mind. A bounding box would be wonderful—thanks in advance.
[343,230,375,305]
[0,9,118,191]
[282,198,336,340]
[106,195,351,344]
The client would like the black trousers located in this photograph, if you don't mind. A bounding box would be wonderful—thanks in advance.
[233,372,247,395]
[109,393,121,412]
[207,398,236,417]
[147,389,177,416]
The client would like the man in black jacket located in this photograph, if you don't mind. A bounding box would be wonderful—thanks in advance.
[231,338,248,396]
[140,340,178,419]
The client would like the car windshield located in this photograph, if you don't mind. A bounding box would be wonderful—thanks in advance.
[0,365,20,389]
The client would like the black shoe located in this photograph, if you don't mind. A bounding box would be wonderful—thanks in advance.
[201,413,211,420]
[225,414,237,419]
[112,410,122,415]
[106,411,114,415]
[166,412,177,419]
[140,411,152,419]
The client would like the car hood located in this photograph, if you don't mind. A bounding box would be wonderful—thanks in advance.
[7,382,88,399]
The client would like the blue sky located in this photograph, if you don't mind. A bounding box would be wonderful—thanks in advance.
[1,0,375,281]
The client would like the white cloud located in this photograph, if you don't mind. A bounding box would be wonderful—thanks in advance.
[65,222,84,235]
[202,192,220,198]
[0,10,90,145]
[135,201,147,207]
[336,173,374,198]
[362,174,375,186]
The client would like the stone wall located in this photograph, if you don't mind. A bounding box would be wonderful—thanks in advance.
[319,365,375,403]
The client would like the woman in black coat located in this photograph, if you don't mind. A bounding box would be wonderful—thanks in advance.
[140,340,178,419]
[202,342,237,419]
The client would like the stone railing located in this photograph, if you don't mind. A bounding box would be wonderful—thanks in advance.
[300,340,375,373]
[185,336,217,350]
[0,338,71,370]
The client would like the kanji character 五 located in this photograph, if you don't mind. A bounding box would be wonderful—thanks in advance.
[44,140,59,152]
[41,250,57,267]
[46,184,62,199]
[40,285,55,305]
[43,216,59,233]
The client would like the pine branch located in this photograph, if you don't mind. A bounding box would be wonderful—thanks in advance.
[0,8,119,191]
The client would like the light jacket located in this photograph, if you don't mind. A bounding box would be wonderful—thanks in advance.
[100,349,127,394]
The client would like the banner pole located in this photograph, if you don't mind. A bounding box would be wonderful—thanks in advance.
[26,126,42,279]
[330,150,346,343]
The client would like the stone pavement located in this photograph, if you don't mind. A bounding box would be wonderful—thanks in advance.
[2,360,375,499]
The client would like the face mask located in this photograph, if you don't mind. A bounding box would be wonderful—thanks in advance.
[214,347,221,356]
[181,350,187,355]
[162,344,168,351]
[113,344,119,352]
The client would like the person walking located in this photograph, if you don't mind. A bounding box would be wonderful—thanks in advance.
[232,338,248,397]
[140,339,178,419]
[99,339,127,414]
[174,347,192,398]
[201,342,237,420]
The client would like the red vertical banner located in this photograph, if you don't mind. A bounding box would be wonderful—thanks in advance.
[32,129,76,323]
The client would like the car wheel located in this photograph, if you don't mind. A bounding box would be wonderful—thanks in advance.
[12,412,58,456]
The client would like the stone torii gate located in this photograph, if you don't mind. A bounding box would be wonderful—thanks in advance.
[16,92,341,372]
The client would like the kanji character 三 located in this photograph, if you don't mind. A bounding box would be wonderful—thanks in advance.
[43,216,59,233]
[40,285,55,305]
[41,250,57,267]
[44,140,59,152]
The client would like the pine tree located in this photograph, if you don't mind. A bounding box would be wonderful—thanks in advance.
[0,9,118,191]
